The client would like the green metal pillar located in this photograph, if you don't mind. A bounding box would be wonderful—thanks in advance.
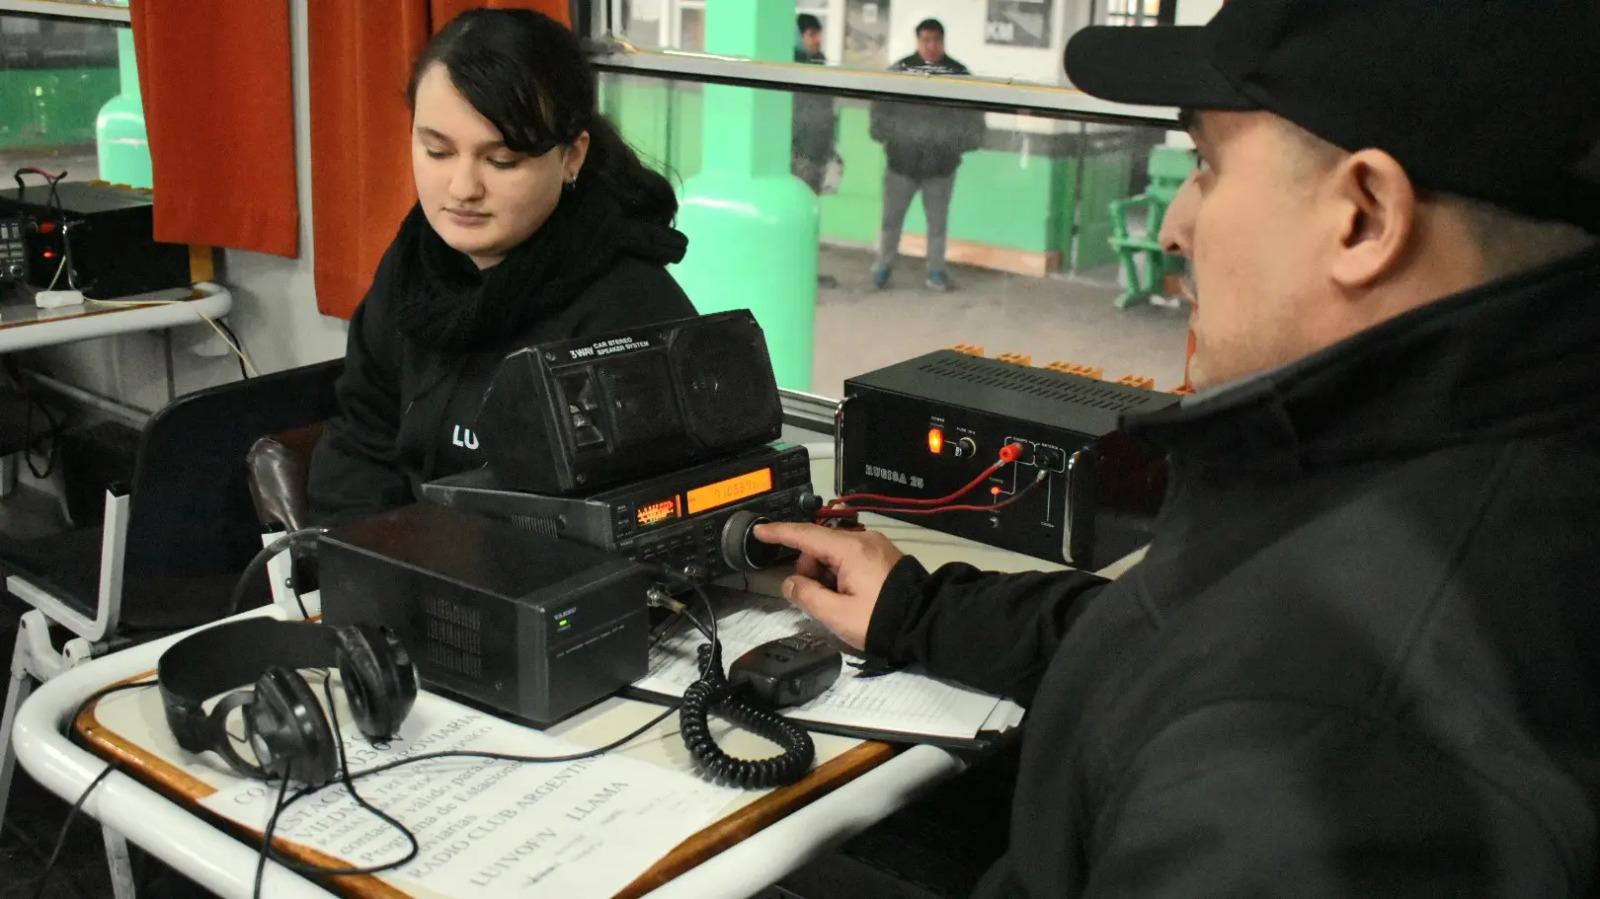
[671,0,817,390]
[96,29,152,188]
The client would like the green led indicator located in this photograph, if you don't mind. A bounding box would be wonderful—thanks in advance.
[558,618,570,629]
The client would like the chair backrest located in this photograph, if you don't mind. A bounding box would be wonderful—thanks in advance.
[117,359,343,630]
[1146,145,1198,203]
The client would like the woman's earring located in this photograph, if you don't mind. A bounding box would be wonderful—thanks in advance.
[564,174,578,192]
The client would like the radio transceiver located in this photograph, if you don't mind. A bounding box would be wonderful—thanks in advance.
[423,442,811,580]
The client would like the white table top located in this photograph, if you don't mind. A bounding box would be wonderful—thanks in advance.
[13,444,1143,898]
[58,612,911,899]
[0,282,232,353]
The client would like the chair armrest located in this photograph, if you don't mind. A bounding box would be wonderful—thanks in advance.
[246,422,325,533]
[1107,194,1155,241]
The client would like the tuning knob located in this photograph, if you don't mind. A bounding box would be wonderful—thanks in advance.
[721,511,786,572]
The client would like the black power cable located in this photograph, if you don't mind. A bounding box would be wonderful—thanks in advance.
[12,168,74,291]
[5,356,63,481]
[2,819,89,899]
[21,383,60,480]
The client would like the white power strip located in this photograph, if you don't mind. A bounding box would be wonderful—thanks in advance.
[35,289,85,309]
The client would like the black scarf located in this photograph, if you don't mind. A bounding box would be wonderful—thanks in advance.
[391,185,686,352]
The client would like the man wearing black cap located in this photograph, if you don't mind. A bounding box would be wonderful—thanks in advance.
[758,1,1600,895]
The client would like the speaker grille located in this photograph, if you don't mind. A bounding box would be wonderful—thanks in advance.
[670,316,780,445]
[508,514,561,538]
[597,353,679,448]
[422,594,482,678]
[916,356,1154,413]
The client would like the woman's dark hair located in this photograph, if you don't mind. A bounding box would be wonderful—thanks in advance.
[407,9,677,225]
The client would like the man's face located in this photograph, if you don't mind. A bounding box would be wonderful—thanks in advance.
[916,28,944,63]
[801,27,823,54]
[1158,111,1333,389]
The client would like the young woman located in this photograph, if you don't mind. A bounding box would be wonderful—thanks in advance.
[308,9,695,522]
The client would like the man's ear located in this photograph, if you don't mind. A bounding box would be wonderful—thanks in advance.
[1328,149,1417,289]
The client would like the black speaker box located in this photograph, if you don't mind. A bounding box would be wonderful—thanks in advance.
[475,309,783,495]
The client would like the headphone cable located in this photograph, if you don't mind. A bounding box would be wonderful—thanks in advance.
[28,680,156,899]
[229,527,326,618]
[254,688,681,884]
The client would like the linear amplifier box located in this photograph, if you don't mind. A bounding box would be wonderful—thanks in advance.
[839,350,1177,570]
[0,181,209,298]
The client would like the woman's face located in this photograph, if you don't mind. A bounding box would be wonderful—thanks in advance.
[411,63,589,270]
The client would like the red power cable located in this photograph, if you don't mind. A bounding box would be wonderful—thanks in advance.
[817,469,1046,520]
[826,442,1024,509]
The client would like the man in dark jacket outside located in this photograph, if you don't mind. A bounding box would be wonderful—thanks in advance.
[869,18,984,292]
[758,2,1600,896]
[791,14,835,195]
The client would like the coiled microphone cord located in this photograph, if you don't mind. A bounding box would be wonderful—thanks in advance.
[651,577,816,789]
[678,641,815,788]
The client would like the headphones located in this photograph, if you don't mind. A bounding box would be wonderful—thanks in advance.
[158,619,418,786]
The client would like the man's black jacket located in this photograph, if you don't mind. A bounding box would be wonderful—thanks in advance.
[870,248,1600,897]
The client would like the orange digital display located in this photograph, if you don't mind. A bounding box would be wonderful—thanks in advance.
[685,468,773,515]
[636,497,680,528]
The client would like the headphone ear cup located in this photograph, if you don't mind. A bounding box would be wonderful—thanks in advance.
[249,666,337,786]
[334,625,417,740]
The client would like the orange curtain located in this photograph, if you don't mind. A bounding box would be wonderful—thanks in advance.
[308,0,571,320]
[129,0,298,257]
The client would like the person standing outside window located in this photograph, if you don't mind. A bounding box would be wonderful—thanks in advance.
[791,13,837,194]
[868,18,985,292]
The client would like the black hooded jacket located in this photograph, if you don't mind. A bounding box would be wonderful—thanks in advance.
[308,185,696,522]
[869,53,985,180]
[869,247,1600,897]
[792,46,837,167]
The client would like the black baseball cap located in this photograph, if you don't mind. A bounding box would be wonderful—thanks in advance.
[1064,1,1600,231]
